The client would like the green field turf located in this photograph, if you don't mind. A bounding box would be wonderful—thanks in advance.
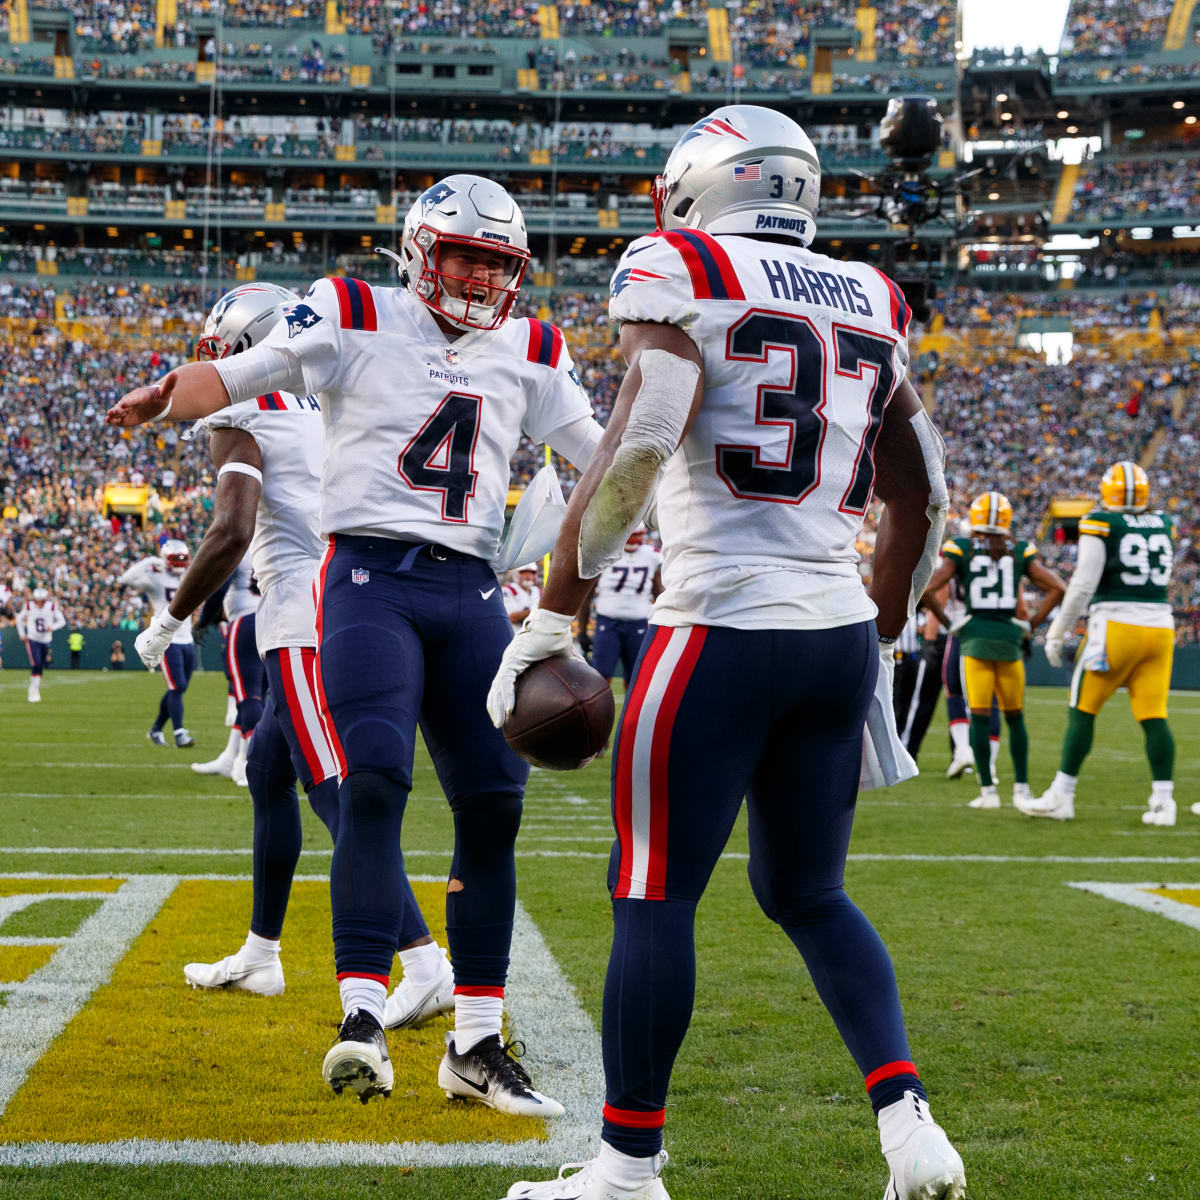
[1,668,1198,1199]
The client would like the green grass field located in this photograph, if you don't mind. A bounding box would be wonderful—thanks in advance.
[1,668,1198,1199]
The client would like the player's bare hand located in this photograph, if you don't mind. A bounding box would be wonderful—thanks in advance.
[105,372,178,427]
[486,608,576,728]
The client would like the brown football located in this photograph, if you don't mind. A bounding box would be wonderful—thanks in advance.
[504,655,615,770]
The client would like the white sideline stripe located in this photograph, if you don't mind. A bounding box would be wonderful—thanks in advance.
[0,874,603,1168]
[1067,881,1200,933]
[0,937,67,947]
[5,847,1200,865]
[0,875,179,1119]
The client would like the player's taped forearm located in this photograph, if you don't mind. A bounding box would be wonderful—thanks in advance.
[211,344,304,405]
[1048,534,1105,635]
[578,349,699,579]
[909,408,949,615]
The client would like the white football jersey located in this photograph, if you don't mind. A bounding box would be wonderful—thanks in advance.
[609,229,912,630]
[259,278,593,558]
[119,558,193,644]
[202,391,325,654]
[594,543,662,621]
[16,599,65,644]
[223,548,260,621]
[503,580,540,619]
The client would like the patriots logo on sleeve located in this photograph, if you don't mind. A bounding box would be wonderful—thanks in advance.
[610,266,670,298]
[284,304,322,337]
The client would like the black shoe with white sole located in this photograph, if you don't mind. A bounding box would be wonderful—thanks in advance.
[322,1009,393,1103]
[438,1032,564,1117]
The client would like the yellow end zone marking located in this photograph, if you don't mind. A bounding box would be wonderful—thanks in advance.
[0,945,56,983]
[0,880,542,1146]
[1146,887,1200,908]
[0,878,124,896]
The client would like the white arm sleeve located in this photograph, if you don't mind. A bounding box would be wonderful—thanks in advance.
[15,608,27,638]
[211,344,305,406]
[1050,535,1106,631]
[545,415,604,471]
[117,562,146,589]
[908,408,949,614]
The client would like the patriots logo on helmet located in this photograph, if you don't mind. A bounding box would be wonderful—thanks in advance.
[678,115,750,146]
[610,267,671,298]
[284,304,322,337]
[420,182,457,214]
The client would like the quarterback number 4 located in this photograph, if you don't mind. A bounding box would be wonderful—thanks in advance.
[398,391,482,523]
[716,310,895,507]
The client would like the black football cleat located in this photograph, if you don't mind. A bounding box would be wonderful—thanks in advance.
[322,1009,393,1103]
[438,1032,564,1117]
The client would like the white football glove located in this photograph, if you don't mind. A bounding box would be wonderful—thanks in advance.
[134,612,177,671]
[487,608,577,729]
[1011,618,1032,635]
[1044,616,1067,669]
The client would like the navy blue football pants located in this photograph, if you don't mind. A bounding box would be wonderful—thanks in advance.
[153,643,195,732]
[25,640,49,676]
[245,646,431,946]
[226,612,265,736]
[315,536,528,992]
[591,615,649,683]
[600,622,919,1156]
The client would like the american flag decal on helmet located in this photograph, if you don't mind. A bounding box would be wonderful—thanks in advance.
[733,162,762,182]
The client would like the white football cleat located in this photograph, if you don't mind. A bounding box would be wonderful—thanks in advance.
[225,695,238,726]
[880,1092,966,1200]
[967,784,1000,810]
[944,750,974,779]
[191,753,235,778]
[323,1009,393,1103]
[384,946,454,1029]
[439,1031,564,1117]
[1191,802,1200,818]
[504,1152,670,1199]
[231,751,249,788]
[1014,787,1074,821]
[1141,796,1176,827]
[183,951,284,996]
[1011,782,1033,807]
[27,679,41,703]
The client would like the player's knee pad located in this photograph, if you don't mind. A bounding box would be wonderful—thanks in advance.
[236,696,264,734]
[448,790,523,852]
[341,769,408,832]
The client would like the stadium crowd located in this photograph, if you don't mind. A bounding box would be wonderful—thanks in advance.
[1,278,1196,640]
[1058,0,1173,57]
[1072,159,1200,222]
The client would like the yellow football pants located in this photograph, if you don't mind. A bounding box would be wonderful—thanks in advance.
[961,655,1025,714]
[1070,621,1174,721]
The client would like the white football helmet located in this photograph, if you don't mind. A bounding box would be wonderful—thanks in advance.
[32,586,49,601]
[196,282,300,360]
[653,104,821,247]
[398,174,530,331]
[162,539,190,573]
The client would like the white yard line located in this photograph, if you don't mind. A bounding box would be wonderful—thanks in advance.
[1067,880,1200,932]
[0,872,603,1169]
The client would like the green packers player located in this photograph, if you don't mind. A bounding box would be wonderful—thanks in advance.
[922,492,1065,810]
[1016,462,1178,825]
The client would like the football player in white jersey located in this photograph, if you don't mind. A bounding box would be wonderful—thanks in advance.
[106,174,604,1114]
[132,282,450,1021]
[585,526,663,686]
[490,106,964,1200]
[119,543,196,746]
[502,562,541,624]
[15,587,65,702]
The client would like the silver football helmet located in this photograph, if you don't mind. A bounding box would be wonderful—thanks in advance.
[196,282,300,360]
[398,174,530,331]
[162,539,191,573]
[32,586,49,601]
[653,105,821,247]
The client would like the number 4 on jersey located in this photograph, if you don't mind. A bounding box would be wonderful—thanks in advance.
[398,392,482,522]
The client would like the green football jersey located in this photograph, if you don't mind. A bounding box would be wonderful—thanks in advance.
[1077,509,1175,605]
[942,536,1038,662]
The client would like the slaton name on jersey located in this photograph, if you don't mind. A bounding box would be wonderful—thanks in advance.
[609,230,911,629]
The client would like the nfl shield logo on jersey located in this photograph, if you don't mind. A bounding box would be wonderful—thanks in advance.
[444,347,461,365]
[351,568,369,586]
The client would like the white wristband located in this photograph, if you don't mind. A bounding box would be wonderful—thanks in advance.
[217,461,264,484]
[152,394,174,421]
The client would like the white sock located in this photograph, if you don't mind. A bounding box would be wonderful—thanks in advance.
[598,1139,659,1184]
[235,734,250,763]
[242,930,280,965]
[339,977,387,1026]
[989,737,1000,773]
[453,993,503,1052]
[949,722,969,754]
[222,728,241,759]
[1053,771,1078,799]
[398,941,445,988]
[1151,780,1175,801]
